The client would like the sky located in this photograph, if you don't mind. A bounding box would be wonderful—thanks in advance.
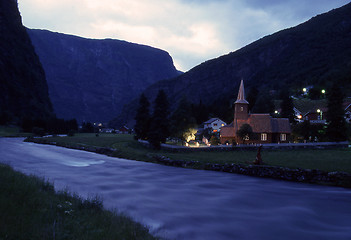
[18,0,350,72]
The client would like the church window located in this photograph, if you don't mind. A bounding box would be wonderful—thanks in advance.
[241,107,244,111]
[261,133,267,141]
[280,134,287,141]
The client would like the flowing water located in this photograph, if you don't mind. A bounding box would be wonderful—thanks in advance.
[1,138,351,240]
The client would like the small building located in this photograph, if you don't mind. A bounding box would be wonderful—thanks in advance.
[118,126,130,134]
[203,118,227,133]
[303,109,327,124]
[220,80,291,144]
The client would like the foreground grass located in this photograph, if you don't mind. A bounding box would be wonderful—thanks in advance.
[0,125,31,137]
[0,163,157,240]
[34,133,351,174]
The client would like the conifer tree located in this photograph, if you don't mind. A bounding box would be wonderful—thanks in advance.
[251,90,274,114]
[280,89,295,124]
[148,90,169,149]
[326,83,347,141]
[134,93,150,140]
[170,96,197,141]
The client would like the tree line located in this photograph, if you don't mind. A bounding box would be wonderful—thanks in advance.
[135,83,349,148]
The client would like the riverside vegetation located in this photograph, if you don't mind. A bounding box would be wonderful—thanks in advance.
[28,133,351,174]
[0,163,158,240]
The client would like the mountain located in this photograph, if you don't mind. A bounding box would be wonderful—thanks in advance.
[27,29,180,123]
[113,2,351,127]
[0,0,53,124]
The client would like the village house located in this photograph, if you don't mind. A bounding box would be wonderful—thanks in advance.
[203,118,227,133]
[303,108,327,124]
[220,80,291,144]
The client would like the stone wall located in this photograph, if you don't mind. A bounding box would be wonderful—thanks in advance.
[151,155,351,188]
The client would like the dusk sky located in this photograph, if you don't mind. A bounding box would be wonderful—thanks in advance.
[18,0,350,71]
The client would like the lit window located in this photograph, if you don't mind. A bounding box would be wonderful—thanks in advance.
[241,107,244,111]
[213,123,218,127]
[221,124,224,127]
[244,135,249,141]
[261,133,267,141]
[281,134,287,141]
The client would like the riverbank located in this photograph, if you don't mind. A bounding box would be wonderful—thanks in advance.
[25,134,351,188]
[0,163,158,240]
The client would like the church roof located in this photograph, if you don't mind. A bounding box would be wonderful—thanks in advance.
[234,80,249,104]
[220,114,291,137]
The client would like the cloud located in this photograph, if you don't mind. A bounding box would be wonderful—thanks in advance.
[18,0,350,71]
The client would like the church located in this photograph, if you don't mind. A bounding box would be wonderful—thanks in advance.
[220,80,291,144]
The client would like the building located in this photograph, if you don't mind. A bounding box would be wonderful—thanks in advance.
[220,80,291,144]
[203,118,227,133]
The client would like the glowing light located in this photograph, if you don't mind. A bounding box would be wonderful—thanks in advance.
[303,88,307,92]
[317,109,321,113]
[298,115,302,119]
[274,110,279,114]
[321,89,326,94]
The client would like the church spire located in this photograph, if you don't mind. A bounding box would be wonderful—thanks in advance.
[235,79,249,104]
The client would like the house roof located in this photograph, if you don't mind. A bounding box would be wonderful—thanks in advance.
[203,118,223,124]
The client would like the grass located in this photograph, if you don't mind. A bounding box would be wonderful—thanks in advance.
[32,133,351,174]
[0,163,158,240]
[0,125,32,137]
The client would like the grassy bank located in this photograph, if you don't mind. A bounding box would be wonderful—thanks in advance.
[0,163,157,240]
[30,133,351,174]
[0,125,31,137]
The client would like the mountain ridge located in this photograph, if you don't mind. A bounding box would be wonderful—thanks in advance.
[112,2,351,127]
[28,29,180,123]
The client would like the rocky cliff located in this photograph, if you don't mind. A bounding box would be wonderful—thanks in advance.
[27,29,180,123]
[0,0,53,124]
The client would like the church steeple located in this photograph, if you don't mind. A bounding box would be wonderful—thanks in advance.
[234,80,249,120]
[235,79,249,104]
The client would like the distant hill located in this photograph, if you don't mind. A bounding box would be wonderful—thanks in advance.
[0,0,53,124]
[112,2,351,127]
[28,29,180,123]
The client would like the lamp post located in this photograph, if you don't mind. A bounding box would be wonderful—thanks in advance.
[317,109,323,120]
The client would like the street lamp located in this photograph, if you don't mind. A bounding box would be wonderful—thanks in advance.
[317,109,323,120]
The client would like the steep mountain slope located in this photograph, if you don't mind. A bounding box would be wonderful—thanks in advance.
[114,2,351,127]
[28,29,180,123]
[0,0,53,124]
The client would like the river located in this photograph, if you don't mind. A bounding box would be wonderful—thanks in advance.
[0,138,351,240]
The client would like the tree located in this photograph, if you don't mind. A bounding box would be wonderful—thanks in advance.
[134,93,150,140]
[236,123,253,144]
[210,135,220,145]
[148,90,170,149]
[251,90,274,114]
[326,83,347,141]
[80,122,95,133]
[170,96,197,142]
[247,86,259,112]
[280,89,295,124]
